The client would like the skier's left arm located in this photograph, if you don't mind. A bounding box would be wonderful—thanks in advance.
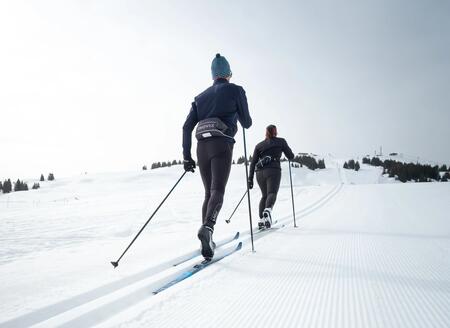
[236,86,252,129]
[282,139,295,161]
[182,102,199,161]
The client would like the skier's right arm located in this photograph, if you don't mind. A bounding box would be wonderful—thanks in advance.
[182,102,198,161]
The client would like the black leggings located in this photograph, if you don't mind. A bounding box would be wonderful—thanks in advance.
[197,139,233,228]
[256,168,281,218]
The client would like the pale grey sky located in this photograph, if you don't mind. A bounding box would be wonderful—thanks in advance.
[1,0,449,180]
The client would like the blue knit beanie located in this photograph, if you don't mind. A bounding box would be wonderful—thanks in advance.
[211,53,232,79]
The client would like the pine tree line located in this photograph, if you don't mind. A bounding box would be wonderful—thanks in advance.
[363,156,449,183]
[343,159,360,171]
[1,173,54,194]
[236,156,253,164]
[149,160,182,170]
[291,155,326,170]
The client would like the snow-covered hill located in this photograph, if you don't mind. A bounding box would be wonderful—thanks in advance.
[0,159,449,327]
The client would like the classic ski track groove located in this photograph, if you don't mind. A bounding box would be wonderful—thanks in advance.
[0,232,240,328]
[116,185,450,328]
[1,184,343,328]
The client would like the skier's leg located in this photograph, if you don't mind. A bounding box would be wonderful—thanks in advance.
[265,169,281,210]
[204,142,233,229]
[256,170,267,219]
[197,142,212,225]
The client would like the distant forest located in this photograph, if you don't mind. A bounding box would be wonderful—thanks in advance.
[0,173,54,194]
[362,157,450,182]
[147,154,326,171]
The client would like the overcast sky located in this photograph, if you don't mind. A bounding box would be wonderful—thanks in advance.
[1,0,449,180]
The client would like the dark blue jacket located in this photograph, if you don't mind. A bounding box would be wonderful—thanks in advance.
[183,79,252,159]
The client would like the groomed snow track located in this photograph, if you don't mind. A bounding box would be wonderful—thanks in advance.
[1,183,344,328]
[3,179,450,327]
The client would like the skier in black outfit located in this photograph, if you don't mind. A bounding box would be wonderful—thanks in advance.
[182,54,252,260]
[248,125,294,229]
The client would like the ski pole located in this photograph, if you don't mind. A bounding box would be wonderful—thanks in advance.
[288,161,297,227]
[225,190,248,224]
[111,171,187,268]
[243,129,255,252]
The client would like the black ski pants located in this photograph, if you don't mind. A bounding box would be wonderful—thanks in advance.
[256,168,281,218]
[197,138,233,229]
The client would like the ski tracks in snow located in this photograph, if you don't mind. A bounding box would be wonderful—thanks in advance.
[0,183,342,328]
[116,185,450,328]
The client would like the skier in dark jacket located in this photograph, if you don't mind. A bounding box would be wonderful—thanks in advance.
[248,125,294,229]
[182,53,252,260]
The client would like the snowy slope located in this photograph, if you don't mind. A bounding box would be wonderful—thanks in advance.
[1,160,449,327]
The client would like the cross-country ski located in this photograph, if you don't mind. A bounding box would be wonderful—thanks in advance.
[153,242,243,295]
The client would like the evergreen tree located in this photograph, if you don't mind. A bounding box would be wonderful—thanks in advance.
[3,179,11,194]
[232,160,235,165]
[439,164,448,172]
[442,172,450,182]
[14,179,22,192]
[5,179,12,193]
[142,165,147,170]
[48,173,55,181]
[32,183,40,190]
[0,181,2,192]
[370,157,383,166]
[318,159,326,169]
[40,174,45,182]
[292,155,319,170]
[355,161,360,171]
[343,162,348,169]
[172,160,178,166]
[348,159,356,170]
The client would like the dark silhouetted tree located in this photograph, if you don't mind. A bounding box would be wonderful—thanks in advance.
[14,179,28,191]
[355,161,360,171]
[2,179,12,193]
[442,172,449,182]
[48,173,55,181]
[348,159,356,170]
[40,174,45,182]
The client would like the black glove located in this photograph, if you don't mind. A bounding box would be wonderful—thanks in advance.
[183,158,196,173]
[247,178,253,189]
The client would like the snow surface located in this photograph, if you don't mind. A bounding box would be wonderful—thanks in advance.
[0,159,449,327]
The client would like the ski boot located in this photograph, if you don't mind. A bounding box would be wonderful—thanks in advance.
[197,225,215,261]
[258,217,266,230]
[262,208,272,229]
